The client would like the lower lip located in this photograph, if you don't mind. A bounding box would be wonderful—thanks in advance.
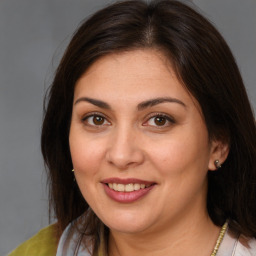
[103,183,155,203]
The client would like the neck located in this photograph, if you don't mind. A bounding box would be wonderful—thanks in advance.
[108,214,220,256]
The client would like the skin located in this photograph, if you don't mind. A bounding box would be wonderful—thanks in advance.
[69,49,229,256]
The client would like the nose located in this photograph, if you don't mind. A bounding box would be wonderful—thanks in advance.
[106,126,145,170]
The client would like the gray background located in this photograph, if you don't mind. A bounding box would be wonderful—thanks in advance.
[0,0,255,254]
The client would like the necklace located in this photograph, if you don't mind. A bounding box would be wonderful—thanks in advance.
[210,222,228,256]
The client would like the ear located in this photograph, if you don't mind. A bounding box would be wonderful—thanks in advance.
[208,140,229,171]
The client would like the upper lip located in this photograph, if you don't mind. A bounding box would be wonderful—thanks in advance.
[101,177,156,185]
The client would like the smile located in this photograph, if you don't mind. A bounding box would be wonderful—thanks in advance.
[102,178,156,203]
[108,183,151,192]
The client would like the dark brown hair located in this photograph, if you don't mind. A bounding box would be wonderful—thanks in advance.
[41,0,256,253]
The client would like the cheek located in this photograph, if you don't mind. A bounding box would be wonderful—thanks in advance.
[69,135,107,207]
[69,131,106,179]
[147,129,210,178]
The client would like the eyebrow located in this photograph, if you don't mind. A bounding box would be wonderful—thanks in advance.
[74,96,186,110]
[74,97,111,109]
[137,97,186,110]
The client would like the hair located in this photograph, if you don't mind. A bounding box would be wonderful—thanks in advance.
[41,0,256,253]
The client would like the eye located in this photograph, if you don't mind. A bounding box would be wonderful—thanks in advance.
[149,116,167,126]
[144,114,175,127]
[82,114,111,126]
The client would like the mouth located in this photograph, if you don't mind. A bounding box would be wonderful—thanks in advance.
[101,178,156,203]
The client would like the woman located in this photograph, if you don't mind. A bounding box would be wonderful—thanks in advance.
[9,0,256,255]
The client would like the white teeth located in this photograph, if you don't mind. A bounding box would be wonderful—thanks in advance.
[140,184,145,189]
[125,184,134,192]
[134,184,141,190]
[117,184,125,192]
[108,183,151,192]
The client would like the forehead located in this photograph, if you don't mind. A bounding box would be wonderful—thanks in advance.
[74,49,188,99]
[83,49,174,78]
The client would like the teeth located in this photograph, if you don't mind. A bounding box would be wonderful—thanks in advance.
[117,184,125,192]
[125,184,133,192]
[134,184,141,190]
[108,183,151,192]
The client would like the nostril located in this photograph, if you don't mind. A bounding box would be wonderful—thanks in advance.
[106,147,144,170]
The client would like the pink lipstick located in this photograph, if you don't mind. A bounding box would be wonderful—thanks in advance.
[101,178,156,203]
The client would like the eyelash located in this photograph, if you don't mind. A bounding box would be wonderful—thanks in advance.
[81,112,175,128]
[82,112,111,127]
[143,113,175,128]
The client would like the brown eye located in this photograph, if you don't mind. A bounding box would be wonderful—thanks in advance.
[154,116,167,126]
[93,116,104,125]
[144,114,175,128]
[84,114,110,126]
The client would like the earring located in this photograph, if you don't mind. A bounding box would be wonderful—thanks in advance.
[214,160,222,169]
[71,169,76,182]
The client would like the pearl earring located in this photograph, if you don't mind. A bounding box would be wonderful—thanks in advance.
[214,160,222,169]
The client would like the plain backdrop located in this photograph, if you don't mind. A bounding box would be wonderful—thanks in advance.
[0,0,255,254]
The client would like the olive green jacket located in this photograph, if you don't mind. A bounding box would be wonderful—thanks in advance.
[8,224,58,256]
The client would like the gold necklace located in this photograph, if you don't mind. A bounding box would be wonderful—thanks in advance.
[210,222,228,256]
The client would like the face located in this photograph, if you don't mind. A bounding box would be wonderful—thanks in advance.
[69,49,218,236]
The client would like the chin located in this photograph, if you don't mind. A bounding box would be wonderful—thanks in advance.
[102,212,155,234]
[108,223,149,234]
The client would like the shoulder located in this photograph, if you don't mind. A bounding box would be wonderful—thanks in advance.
[234,235,256,256]
[7,224,58,256]
[217,225,256,256]
[56,221,94,256]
